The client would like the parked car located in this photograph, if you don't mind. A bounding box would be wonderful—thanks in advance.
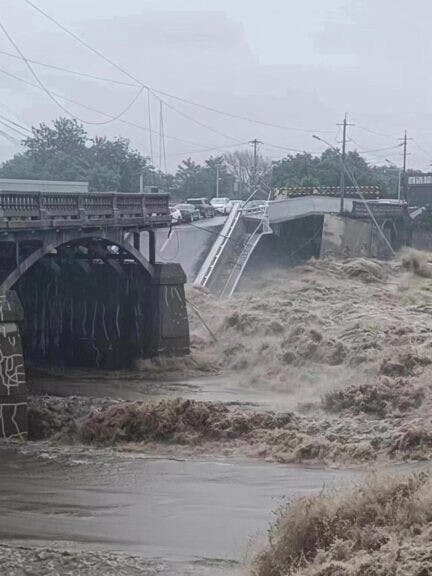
[170,206,182,224]
[210,197,233,215]
[186,197,215,218]
[173,203,201,223]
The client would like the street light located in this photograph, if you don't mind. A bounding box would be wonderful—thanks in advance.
[385,159,401,201]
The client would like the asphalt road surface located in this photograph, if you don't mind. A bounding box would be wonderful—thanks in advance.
[141,216,226,282]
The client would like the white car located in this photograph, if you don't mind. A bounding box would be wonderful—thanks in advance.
[210,197,233,215]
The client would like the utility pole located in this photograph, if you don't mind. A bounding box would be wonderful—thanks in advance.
[400,130,411,201]
[336,114,354,213]
[140,172,144,194]
[249,139,262,194]
[216,167,220,198]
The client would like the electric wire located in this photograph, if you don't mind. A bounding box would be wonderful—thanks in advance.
[411,139,430,160]
[0,48,138,86]
[0,16,146,126]
[0,127,22,145]
[166,141,249,159]
[313,134,395,256]
[353,124,398,140]
[0,118,28,138]
[0,111,31,133]
[0,66,224,149]
[20,0,335,138]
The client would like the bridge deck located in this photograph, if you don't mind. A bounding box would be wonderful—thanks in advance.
[0,191,171,231]
[243,196,354,224]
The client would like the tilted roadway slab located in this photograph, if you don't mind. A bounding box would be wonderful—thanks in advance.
[141,216,226,283]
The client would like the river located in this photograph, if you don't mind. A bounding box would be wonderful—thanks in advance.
[0,370,425,575]
[0,444,360,575]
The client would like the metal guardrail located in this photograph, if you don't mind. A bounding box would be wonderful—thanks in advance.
[220,204,272,297]
[194,202,242,287]
[0,191,170,230]
[352,200,406,219]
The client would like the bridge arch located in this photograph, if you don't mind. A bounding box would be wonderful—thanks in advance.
[5,232,159,370]
[0,185,190,439]
[0,230,155,294]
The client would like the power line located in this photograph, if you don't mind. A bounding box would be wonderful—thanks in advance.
[20,0,245,144]
[350,140,403,154]
[166,141,249,159]
[353,124,398,140]
[0,127,22,146]
[158,94,244,144]
[411,138,430,160]
[151,89,335,135]
[0,15,146,126]
[0,48,138,86]
[0,66,225,150]
[261,142,306,154]
[0,111,31,133]
[313,134,395,256]
[22,0,143,85]
[0,118,28,138]
[20,0,335,138]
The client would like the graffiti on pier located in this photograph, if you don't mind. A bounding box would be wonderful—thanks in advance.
[0,324,25,396]
[0,402,27,439]
[0,292,27,439]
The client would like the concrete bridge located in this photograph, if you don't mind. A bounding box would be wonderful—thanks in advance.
[195,194,409,296]
[0,181,189,440]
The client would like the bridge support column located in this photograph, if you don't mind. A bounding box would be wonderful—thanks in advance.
[152,263,190,354]
[0,291,27,439]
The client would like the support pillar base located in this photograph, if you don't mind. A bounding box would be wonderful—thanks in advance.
[0,291,27,439]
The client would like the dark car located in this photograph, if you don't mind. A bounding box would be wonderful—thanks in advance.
[186,197,215,218]
[174,203,201,223]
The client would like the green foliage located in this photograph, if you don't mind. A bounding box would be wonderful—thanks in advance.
[0,118,155,192]
[173,155,234,200]
[0,117,411,199]
[271,148,402,197]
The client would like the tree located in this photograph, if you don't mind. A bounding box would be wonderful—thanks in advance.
[0,117,156,193]
[271,147,400,196]
[224,150,272,199]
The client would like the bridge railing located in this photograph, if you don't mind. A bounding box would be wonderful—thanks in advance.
[0,191,170,229]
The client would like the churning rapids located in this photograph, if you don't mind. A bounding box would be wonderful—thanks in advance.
[2,253,432,575]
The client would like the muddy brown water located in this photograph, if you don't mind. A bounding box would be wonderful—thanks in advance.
[0,446,360,575]
[0,371,427,575]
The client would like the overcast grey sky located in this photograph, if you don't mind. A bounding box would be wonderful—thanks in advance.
[0,0,431,171]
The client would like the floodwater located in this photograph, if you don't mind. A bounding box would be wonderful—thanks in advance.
[29,369,297,412]
[0,446,359,575]
[2,370,425,575]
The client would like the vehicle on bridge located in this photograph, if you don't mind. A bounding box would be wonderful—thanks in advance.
[186,197,215,218]
[210,197,233,215]
[174,203,201,223]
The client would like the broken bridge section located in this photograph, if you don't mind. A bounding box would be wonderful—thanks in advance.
[0,181,190,439]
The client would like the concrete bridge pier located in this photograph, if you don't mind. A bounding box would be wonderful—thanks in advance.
[152,263,189,354]
[0,291,27,439]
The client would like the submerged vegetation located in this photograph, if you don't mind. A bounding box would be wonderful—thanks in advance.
[254,473,432,576]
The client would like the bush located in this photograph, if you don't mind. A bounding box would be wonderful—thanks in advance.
[253,474,431,576]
